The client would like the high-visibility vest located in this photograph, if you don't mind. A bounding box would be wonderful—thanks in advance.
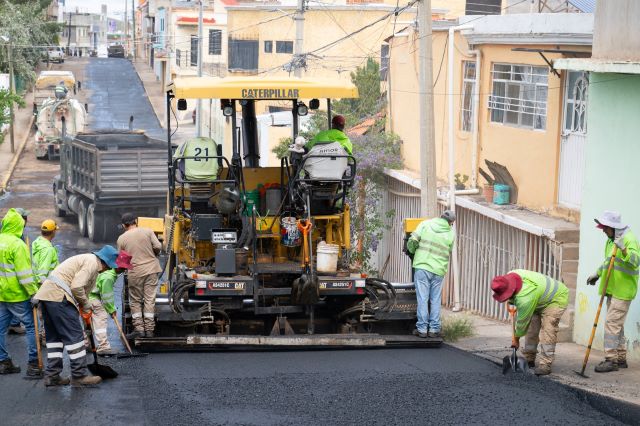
[0,210,37,302]
[407,217,454,276]
[174,137,219,181]
[509,269,568,337]
[598,229,639,301]
[31,236,59,285]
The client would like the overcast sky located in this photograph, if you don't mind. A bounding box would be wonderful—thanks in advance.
[62,0,138,17]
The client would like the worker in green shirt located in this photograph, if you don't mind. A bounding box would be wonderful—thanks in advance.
[89,269,119,356]
[491,270,568,376]
[32,219,60,285]
[305,115,353,155]
[587,211,639,373]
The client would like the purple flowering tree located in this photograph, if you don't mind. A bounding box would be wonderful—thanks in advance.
[347,127,403,274]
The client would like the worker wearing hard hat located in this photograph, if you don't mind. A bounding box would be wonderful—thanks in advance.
[491,270,569,376]
[90,251,133,356]
[33,246,131,387]
[0,209,39,377]
[587,211,639,373]
[32,219,60,285]
[54,81,68,100]
[405,210,456,339]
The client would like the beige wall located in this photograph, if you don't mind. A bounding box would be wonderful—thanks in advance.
[388,27,591,212]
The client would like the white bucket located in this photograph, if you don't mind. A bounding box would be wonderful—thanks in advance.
[316,241,339,273]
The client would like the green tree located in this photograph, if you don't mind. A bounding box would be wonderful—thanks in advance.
[333,58,383,127]
[0,88,25,143]
[0,0,63,85]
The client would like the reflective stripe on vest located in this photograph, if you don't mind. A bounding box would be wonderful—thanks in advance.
[417,240,450,260]
[540,276,560,304]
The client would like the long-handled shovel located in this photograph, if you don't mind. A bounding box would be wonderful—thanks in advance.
[85,319,118,379]
[502,305,528,374]
[575,246,618,378]
[112,313,148,359]
[24,306,44,380]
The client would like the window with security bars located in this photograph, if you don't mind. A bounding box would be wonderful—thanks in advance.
[276,40,293,54]
[176,49,181,66]
[488,63,548,130]
[460,61,476,132]
[209,29,222,55]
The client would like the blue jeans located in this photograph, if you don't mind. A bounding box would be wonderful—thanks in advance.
[0,301,37,363]
[414,269,444,333]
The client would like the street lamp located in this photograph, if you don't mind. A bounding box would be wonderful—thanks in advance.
[1,35,15,154]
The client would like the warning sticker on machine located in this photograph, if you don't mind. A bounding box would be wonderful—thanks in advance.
[208,282,245,290]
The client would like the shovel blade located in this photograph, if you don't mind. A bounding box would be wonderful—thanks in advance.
[88,363,118,379]
[502,355,514,374]
[299,274,319,305]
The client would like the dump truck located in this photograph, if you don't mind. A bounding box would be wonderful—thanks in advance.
[53,130,168,242]
[129,77,441,351]
[33,71,86,159]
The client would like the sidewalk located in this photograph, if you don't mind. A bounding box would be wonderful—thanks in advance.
[444,308,640,411]
[0,91,35,194]
[131,59,195,145]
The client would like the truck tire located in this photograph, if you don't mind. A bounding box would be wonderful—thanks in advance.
[78,200,89,237]
[53,188,67,217]
[87,204,103,242]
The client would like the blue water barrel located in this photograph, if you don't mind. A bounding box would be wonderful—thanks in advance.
[493,184,510,205]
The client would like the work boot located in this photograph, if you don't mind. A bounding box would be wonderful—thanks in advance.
[145,331,154,338]
[44,375,70,387]
[0,359,21,374]
[8,325,26,335]
[526,360,536,369]
[126,330,144,340]
[97,348,117,357]
[71,375,102,387]
[594,359,618,373]
[534,365,551,376]
[24,362,44,380]
[428,331,441,338]
[618,359,628,369]
[412,329,428,338]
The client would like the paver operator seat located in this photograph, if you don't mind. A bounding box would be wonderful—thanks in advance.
[173,137,223,212]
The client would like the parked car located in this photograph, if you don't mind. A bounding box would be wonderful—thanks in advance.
[47,47,65,63]
[107,45,125,58]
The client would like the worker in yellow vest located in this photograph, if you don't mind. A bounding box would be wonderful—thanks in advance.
[587,211,639,373]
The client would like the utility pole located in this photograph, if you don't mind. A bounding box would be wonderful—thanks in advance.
[418,0,437,217]
[7,41,15,154]
[132,0,136,60]
[196,0,204,137]
[293,0,305,77]
[125,0,128,55]
[67,12,72,54]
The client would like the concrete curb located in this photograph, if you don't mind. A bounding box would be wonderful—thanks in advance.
[450,343,640,425]
[0,116,35,195]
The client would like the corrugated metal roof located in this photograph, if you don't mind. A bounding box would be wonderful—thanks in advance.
[569,0,596,13]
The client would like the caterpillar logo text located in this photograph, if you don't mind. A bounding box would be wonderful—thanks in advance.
[208,282,245,290]
[241,88,300,99]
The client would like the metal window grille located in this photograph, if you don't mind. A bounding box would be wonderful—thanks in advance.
[190,36,198,66]
[563,71,588,134]
[264,40,273,53]
[208,29,222,55]
[275,40,293,54]
[488,63,549,130]
[228,39,259,71]
[460,61,476,132]
[176,49,181,66]
[380,44,390,81]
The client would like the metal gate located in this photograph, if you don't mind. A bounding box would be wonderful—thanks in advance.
[558,71,588,209]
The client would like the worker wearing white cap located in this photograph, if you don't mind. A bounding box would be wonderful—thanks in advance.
[587,211,639,373]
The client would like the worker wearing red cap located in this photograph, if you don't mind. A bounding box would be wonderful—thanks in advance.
[491,270,568,376]
[305,114,353,155]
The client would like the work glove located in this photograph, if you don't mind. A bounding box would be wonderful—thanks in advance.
[30,297,39,308]
[614,235,626,250]
[586,273,599,286]
[80,308,93,325]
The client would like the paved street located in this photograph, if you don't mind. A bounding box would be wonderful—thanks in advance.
[0,58,631,425]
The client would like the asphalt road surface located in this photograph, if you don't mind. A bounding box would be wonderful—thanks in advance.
[0,58,628,425]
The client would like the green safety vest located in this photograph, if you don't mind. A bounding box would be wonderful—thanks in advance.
[89,269,117,315]
[306,129,353,155]
[598,229,639,301]
[54,85,67,95]
[407,218,454,276]
[174,137,219,181]
[509,269,568,337]
[0,209,37,302]
[31,236,59,285]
